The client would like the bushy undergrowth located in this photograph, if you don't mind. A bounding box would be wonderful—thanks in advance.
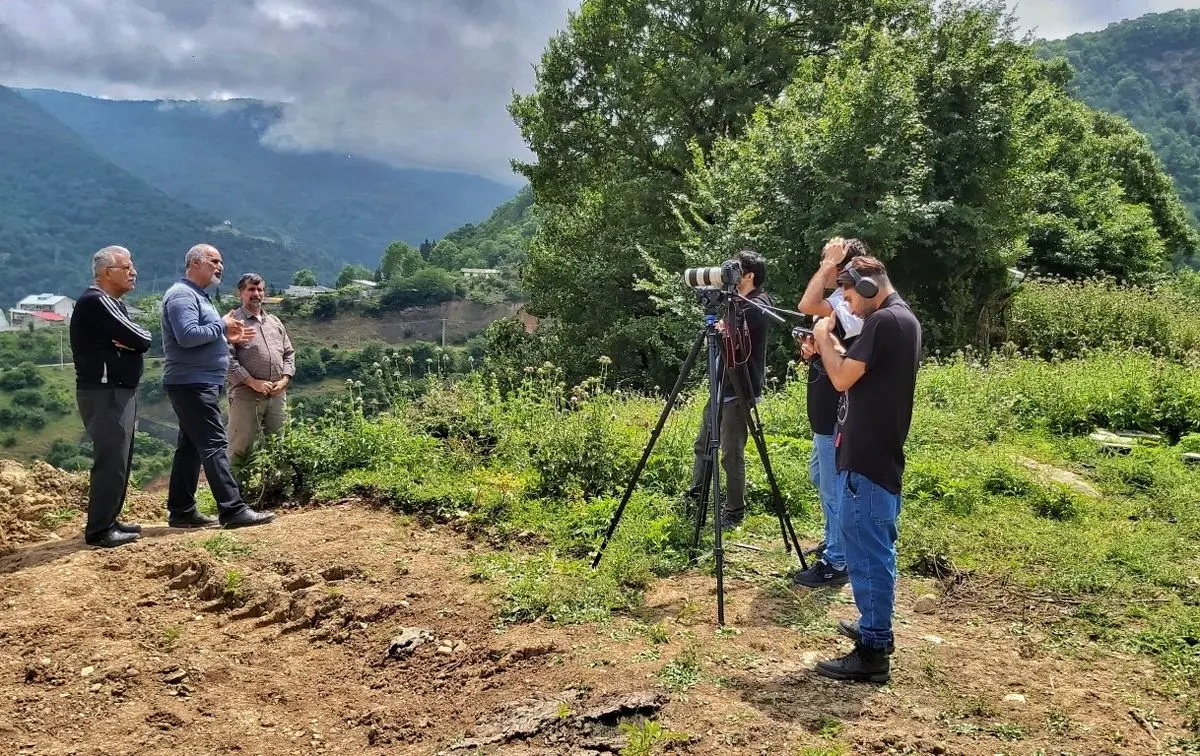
[1005,274,1200,360]
[242,342,1200,720]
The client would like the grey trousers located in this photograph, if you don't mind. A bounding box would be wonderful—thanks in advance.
[76,387,137,540]
[227,391,286,460]
[690,397,751,520]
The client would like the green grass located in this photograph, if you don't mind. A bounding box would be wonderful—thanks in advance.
[194,532,252,560]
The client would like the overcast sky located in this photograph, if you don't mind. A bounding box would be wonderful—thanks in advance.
[0,1,1195,183]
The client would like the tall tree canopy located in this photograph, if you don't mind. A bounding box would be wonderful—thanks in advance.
[510,0,925,385]
[510,0,1198,387]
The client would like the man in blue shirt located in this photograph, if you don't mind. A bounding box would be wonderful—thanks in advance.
[161,243,276,530]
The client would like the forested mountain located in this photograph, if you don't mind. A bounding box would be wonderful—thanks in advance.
[0,85,333,305]
[436,186,535,272]
[1036,10,1200,222]
[19,89,521,266]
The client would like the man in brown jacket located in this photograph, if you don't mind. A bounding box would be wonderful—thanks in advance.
[226,273,296,460]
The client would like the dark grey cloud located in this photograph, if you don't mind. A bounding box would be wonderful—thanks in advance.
[0,0,575,182]
[0,1,1195,180]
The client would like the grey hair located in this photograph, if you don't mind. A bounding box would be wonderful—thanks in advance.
[93,245,131,278]
[185,243,219,270]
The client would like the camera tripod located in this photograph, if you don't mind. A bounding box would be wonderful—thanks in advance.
[591,288,807,625]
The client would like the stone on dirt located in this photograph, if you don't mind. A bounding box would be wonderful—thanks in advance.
[386,627,434,660]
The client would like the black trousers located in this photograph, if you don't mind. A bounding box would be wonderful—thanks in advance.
[76,387,137,541]
[165,383,246,519]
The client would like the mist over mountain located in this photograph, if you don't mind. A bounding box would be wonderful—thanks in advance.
[0,85,333,306]
[18,89,521,266]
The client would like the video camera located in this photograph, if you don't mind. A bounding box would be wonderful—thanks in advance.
[683,259,742,290]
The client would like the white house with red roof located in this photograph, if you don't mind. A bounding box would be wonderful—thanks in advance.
[9,293,74,330]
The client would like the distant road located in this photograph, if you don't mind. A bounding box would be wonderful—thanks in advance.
[35,357,166,369]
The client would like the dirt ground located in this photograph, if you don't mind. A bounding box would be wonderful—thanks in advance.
[0,493,1192,755]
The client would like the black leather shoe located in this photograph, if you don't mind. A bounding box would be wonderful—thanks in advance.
[115,521,142,534]
[168,510,219,528]
[221,508,276,529]
[815,643,891,684]
[85,529,140,549]
[836,619,895,654]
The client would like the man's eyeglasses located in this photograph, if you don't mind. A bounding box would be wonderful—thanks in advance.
[106,265,135,272]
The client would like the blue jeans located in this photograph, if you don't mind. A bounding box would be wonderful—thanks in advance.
[809,434,845,569]
[839,470,901,650]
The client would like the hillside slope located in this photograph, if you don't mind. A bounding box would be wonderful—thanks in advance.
[19,89,521,265]
[1036,10,1200,222]
[0,86,336,304]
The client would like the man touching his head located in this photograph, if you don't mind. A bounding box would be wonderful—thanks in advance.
[811,255,922,683]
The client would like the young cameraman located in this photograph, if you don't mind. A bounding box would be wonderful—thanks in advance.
[812,255,922,684]
[688,250,772,528]
[792,237,866,588]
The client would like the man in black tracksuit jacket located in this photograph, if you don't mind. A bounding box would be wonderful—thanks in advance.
[70,246,153,548]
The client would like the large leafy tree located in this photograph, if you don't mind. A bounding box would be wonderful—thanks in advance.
[1019,72,1199,281]
[510,0,923,385]
[677,2,1036,348]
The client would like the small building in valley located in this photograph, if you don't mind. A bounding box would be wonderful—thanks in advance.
[460,268,500,279]
[16,293,74,318]
[283,285,336,299]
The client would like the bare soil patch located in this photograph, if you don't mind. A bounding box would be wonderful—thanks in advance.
[0,503,1189,754]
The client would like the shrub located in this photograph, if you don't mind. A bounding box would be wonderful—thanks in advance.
[1005,276,1200,360]
[1030,484,1083,521]
[0,362,45,390]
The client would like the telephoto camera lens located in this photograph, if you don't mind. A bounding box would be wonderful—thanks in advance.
[683,267,725,287]
[682,259,742,288]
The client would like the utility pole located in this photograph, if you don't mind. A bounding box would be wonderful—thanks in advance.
[440,302,447,349]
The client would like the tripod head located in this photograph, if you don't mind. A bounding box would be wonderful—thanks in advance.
[693,286,732,319]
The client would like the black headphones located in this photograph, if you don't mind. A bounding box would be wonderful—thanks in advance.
[841,265,879,298]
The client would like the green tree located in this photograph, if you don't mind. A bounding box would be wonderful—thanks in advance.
[1035,10,1200,225]
[679,2,1036,349]
[1018,80,1198,280]
[428,240,463,271]
[335,264,375,289]
[379,241,422,281]
[292,269,319,286]
[378,268,460,311]
[508,0,924,386]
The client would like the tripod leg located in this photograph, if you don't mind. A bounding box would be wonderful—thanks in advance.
[747,403,808,571]
[727,362,808,571]
[592,328,706,569]
[708,329,726,626]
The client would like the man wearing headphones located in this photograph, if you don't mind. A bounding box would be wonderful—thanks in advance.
[793,237,865,588]
[812,255,921,684]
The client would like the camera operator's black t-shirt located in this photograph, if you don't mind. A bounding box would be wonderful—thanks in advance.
[723,287,771,401]
[834,293,922,494]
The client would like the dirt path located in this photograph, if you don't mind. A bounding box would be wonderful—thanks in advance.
[0,503,1188,755]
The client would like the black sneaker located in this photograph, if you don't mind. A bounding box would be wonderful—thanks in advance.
[792,559,850,588]
[815,643,890,684]
[719,511,744,531]
[836,619,895,654]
